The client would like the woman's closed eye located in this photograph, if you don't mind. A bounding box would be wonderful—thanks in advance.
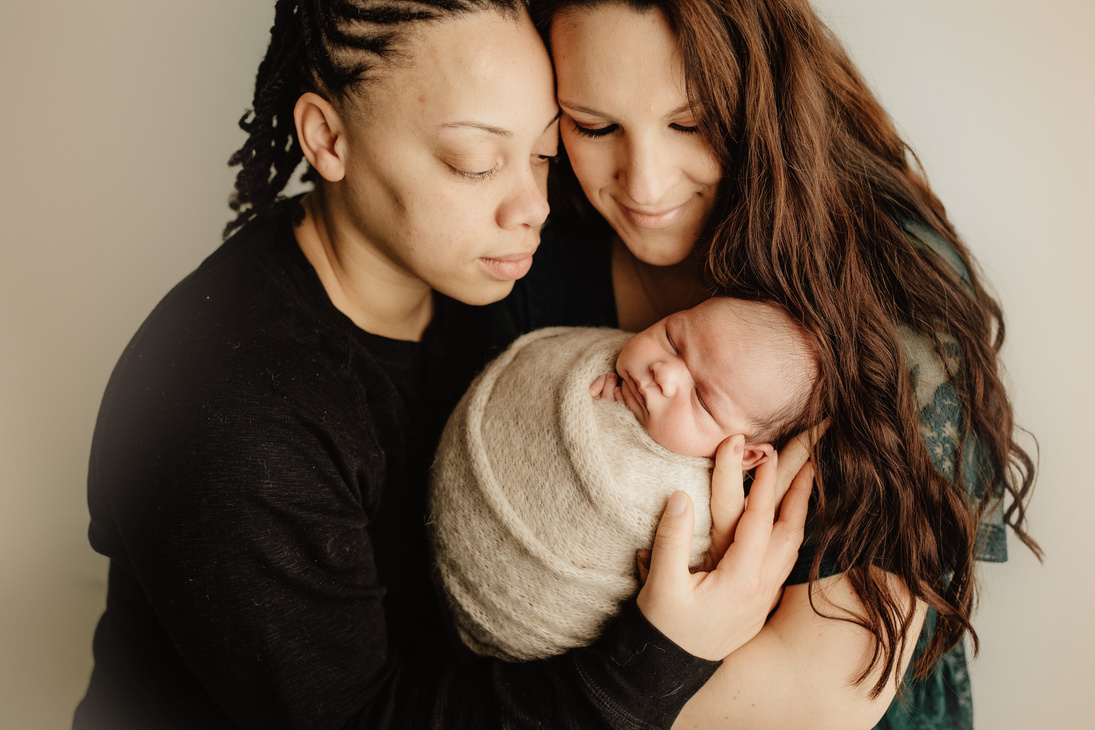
[570,120,618,138]
[669,122,700,134]
[442,151,502,181]
[570,121,699,138]
[451,167,499,181]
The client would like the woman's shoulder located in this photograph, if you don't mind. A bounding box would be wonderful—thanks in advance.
[895,324,1008,563]
[900,218,974,294]
[98,210,392,458]
[88,217,411,549]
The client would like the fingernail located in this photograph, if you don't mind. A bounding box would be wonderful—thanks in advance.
[666,491,687,515]
[733,436,744,454]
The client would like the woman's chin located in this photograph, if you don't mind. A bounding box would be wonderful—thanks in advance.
[439,278,517,307]
[620,232,695,268]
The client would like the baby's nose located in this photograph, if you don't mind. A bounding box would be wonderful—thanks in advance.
[650,361,681,396]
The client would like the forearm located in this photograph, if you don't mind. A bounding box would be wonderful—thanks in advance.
[108,476,715,728]
[673,573,926,730]
[485,600,722,730]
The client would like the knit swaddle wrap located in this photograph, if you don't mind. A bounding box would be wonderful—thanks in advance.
[430,327,713,661]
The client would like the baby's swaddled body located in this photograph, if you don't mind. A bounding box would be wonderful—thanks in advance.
[430,327,713,661]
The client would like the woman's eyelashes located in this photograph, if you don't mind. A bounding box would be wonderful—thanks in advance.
[450,164,499,180]
[568,120,701,138]
[570,121,618,138]
[669,122,700,134]
[441,150,501,180]
[447,150,556,180]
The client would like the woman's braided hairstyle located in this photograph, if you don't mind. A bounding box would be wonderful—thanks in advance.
[226,0,524,238]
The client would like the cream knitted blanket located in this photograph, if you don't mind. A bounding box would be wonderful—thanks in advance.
[429,327,713,661]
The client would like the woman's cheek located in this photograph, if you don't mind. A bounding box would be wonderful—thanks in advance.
[562,134,602,190]
[690,144,722,188]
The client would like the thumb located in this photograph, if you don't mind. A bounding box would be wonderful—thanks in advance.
[645,491,695,588]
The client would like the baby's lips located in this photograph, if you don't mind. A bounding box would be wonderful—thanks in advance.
[623,374,647,409]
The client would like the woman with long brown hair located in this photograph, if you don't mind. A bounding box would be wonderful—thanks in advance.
[463,0,1039,726]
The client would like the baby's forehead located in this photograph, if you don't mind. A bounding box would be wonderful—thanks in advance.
[689,299,816,376]
[694,298,797,337]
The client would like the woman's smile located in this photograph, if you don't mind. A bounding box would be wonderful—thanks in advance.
[620,200,690,230]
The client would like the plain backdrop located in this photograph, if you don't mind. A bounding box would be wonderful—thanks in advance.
[1,1,1091,727]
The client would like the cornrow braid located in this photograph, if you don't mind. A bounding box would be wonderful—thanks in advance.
[225,0,523,238]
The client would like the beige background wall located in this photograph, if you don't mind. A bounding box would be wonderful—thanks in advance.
[1,1,1090,727]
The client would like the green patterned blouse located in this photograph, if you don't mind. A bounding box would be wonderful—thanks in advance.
[875,222,1006,729]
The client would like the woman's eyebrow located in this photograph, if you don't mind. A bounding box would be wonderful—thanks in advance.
[439,121,513,137]
[439,111,562,137]
[558,101,605,118]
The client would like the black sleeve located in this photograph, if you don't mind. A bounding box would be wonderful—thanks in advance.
[81,320,718,730]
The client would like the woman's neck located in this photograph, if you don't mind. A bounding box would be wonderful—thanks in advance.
[294,191,433,342]
[611,238,709,332]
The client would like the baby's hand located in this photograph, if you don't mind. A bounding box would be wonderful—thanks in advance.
[589,373,624,403]
[590,372,615,399]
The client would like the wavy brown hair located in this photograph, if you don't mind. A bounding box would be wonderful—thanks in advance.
[534,0,1040,697]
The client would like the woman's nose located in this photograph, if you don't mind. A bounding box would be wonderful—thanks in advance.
[497,164,551,230]
[618,135,678,206]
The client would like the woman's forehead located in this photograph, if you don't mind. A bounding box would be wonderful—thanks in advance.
[551,5,687,111]
[357,11,555,129]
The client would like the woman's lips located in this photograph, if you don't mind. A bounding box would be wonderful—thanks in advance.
[620,201,688,230]
[480,252,535,280]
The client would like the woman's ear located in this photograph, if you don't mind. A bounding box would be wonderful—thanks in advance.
[294,92,346,182]
[741,442,774,470]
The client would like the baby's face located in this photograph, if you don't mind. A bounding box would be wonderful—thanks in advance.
[614,298,810,458]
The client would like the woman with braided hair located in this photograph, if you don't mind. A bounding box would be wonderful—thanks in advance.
[73,1,813,727]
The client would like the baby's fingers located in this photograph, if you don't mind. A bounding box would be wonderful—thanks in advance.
[589,373,619,399]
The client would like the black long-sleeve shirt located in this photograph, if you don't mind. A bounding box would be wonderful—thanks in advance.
[74,204,719,729]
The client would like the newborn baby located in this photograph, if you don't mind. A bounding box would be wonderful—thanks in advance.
[430,297,818,661]
[591,296,818,460]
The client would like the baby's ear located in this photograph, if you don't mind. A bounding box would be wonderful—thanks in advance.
[741,442,775,470]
